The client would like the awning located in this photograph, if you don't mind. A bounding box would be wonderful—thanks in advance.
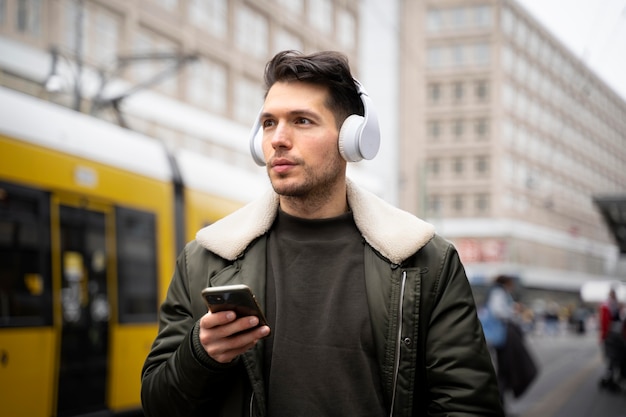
[593,195,626,255]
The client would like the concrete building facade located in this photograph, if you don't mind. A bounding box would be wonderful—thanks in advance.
[399,0,626,297]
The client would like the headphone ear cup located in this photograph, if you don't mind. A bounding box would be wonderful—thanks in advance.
[249,110,265,166]
[338,114,365,162]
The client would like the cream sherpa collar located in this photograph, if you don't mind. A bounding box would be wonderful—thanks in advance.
[195,179,435,264]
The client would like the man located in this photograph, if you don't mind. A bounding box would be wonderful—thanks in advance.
[141,50,503,416]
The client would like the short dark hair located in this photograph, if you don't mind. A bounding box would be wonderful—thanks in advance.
[263,50,364,128]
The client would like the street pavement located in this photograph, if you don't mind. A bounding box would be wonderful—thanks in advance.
[506,329,626,417]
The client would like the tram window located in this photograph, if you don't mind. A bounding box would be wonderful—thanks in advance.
[0,182,52,327]
[116,207,158,323]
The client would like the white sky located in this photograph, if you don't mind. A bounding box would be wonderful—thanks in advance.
[517,0,626,101]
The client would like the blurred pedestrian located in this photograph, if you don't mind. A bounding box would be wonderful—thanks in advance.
[569,304,588,335]
[543,301,560,336]
[482,275,538,410]
[486,275,517,325]
[140,50,504,417]
[598,288,625,392]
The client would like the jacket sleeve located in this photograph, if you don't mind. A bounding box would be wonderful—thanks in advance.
[421,240,504,417]
[140,243,242,417]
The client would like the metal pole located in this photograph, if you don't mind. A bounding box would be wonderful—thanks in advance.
[73,0,84,111]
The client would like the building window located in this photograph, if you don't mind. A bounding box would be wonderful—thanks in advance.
[501,7,514,35]
[187,59,227,114]
[427,5,492,32]
[92,7,121,64]
[474,42,490,65]
[475,155,489,175]
[452,44,464,66]
[337,8,355,49]
[528,30,540,55]
[453,81,464,101]
[475,193,490,214]
[452,119,464,139]
[427,120,441,140]
[189,0,227,39]
[235,5,268,59]
[427,46,443,68]
[427,158,441,176]
[427,194,442,216]
[452,157,464,175]
[61,3,122,64]
[308,0,333,34]
[501,46,514,71]
[515,19,528,46]
[273,28,303,55]
[16,0,42,37]
[0,0,6,26]
[63,0,83,52]
[452,194,464,212]
[155,0,178,11]
[132,29,180,96]
[234,76,263,124]
[475,118,489,139]
[428,82,441,103]
[427,9,443,32]
[473,5,492,27]
[450,7,466,29]
[475,80,489,101]
[277,0,304,14]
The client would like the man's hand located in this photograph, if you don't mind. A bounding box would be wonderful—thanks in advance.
[199,310,271,363]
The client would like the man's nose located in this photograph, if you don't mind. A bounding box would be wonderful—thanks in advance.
[269,122,292,148]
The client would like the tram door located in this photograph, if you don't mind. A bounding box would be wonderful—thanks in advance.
[57,204,110,416]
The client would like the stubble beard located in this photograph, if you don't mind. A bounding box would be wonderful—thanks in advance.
[268,155,345,208]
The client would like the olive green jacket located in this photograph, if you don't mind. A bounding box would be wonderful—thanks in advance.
[141,180,504,417]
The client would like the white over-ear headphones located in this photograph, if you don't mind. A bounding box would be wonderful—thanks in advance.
[249,80,381,166]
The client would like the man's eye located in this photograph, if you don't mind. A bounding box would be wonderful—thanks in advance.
[262,120,275,128]
[296,118,311,125]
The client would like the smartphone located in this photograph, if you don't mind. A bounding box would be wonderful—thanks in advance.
[201,284,268,327]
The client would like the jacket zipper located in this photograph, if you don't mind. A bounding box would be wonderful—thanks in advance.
[249,392,255,417]
[389,270,407,417]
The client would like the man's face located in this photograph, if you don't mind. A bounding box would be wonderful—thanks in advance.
[260,81,345,198]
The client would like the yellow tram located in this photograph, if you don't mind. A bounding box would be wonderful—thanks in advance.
[0,87,267,416]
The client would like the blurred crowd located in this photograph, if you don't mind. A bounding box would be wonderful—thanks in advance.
[512,300,596,337]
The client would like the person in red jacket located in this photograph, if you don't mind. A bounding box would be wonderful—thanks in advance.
[598,288,625,391]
